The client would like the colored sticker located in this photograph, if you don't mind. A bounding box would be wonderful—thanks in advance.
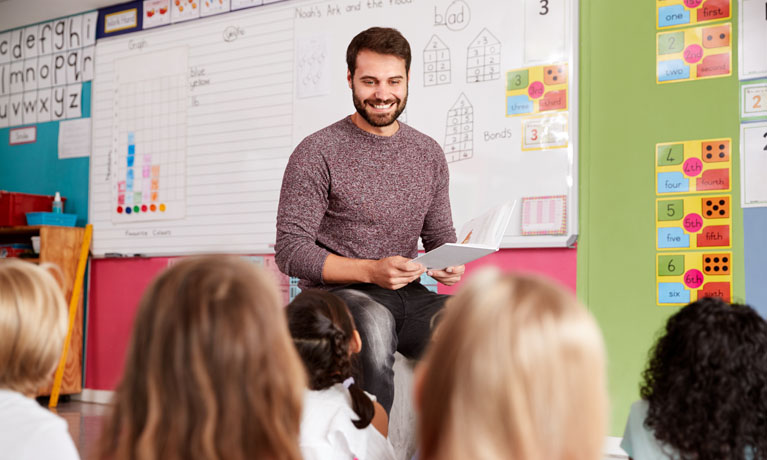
[657,24,732,84]
[506,63,568,117]
[656,195,732,250]
[656,252,733,305]
[656,138,731,195]
[656,0,731,29]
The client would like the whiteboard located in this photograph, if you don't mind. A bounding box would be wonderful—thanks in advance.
[89,0,578,256]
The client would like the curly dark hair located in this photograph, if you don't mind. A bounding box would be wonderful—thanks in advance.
[286,290,374,429]
[640,297,767,460]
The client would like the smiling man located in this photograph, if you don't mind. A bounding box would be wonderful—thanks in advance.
[275,27,464,414]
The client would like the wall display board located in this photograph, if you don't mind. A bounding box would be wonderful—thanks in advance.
[89,0,579,256]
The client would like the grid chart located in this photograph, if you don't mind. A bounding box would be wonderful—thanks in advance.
[423,35,451,87]
[444,93,473,163]
[466,28,501,83]
[111,52,188,223]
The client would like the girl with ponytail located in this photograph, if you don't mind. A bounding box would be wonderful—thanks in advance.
[287,290,396,460]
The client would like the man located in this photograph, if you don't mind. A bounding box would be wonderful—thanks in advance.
[275,27,464,414]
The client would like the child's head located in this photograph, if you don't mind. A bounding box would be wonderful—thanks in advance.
[286,290,374,429]
[0,259,67,395]
[417,269,607,460]
[641,297,767,458]
[98,256,305,460]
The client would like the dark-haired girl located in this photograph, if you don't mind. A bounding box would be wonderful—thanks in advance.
[287,290,396,460]
[621,297,767,460]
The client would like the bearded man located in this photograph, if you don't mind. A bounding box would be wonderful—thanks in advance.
[276,27,464,415]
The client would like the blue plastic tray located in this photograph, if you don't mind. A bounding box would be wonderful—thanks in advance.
[25,212,77,227]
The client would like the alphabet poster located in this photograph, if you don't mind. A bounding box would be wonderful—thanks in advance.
[0,11,97,129]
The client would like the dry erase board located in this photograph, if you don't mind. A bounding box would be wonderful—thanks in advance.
[89,0,578,256]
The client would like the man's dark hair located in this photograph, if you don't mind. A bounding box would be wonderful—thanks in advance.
[346,27,411,77]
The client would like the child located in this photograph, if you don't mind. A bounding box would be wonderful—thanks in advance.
[286,290,396,460]
[97,256,306,460]
[621,297,767,460]
[416,269,608,460]
[0,259,80,460]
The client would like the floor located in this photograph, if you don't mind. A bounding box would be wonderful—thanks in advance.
[44,397,110,460]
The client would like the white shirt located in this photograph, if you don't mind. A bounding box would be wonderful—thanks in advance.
[300,384,397,460]
[0,388,80,460]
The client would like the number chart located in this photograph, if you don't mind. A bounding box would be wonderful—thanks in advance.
[740,79,767,122]
[655,0,730,29]
[506,63,568,116]
[443,93,473,163]
[466,28,501,83]
[656,195,732,250]
[521,114,568,151]
[423,35,451,87]
[656,252,733,305]
[656,138,731,195]
[656,23,732,83]
[111,48,188,223]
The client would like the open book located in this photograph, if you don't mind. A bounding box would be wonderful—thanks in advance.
[412,201,515,270]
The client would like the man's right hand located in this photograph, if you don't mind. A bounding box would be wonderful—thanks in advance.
[322,254,426,290]
[366,256,426,290]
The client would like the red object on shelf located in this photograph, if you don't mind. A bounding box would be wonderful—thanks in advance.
[0,191,66,226]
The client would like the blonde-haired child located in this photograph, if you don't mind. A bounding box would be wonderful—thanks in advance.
[0,259,79,460]
[416,269,608,460]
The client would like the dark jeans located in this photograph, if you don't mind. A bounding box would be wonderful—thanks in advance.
[332,281,448,414]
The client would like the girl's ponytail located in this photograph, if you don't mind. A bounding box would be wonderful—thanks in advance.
[287,290,376,430]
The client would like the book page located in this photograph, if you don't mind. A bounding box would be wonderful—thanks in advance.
[457,201,515,247]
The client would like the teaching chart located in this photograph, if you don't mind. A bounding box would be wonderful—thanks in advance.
[656,0,730,29]
[741,79,767,122]
[656,195,732,250]
[738,0,767,79]
[90,0,578,255]
[656,23,731,84]
[656,251,732,305]
[655,138,731,195]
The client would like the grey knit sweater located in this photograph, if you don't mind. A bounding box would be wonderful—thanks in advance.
[275,116,456,289]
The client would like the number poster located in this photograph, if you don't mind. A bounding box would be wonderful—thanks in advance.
[656,251,732,305]
[656,23,732,83]
[656,0,731,29]
[655,138,731,195]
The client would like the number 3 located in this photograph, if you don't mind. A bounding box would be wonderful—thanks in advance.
[540,0,549,15]
[531,128,538,141]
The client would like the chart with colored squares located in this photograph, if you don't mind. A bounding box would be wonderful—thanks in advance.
[111,49,188,223]
[656,0,730,29]
[656,195,732,251]
[656,138,731,195]
[506,63,568,117]
[656,23,731,83]
[656,252,733,305]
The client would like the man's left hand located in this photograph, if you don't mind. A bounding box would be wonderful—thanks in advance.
[426,265,465,286]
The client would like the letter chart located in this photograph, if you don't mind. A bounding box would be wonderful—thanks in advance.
[655,138,732,305]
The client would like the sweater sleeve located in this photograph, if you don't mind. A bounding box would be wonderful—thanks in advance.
[275,140,331,284]
[420,146,457,252]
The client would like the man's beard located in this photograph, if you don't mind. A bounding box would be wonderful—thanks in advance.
[352,84,408,128]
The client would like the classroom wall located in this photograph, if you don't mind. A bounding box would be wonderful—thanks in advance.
[85,248,577,390]
[0,83,91,226]
[579,0,744,435]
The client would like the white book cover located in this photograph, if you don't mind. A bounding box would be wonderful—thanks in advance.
[412,201,515,269]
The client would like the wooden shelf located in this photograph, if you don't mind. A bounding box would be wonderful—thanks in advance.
[1,225,85,396]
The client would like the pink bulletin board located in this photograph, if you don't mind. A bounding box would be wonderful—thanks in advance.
[438,247,578,296]
[84,248,577,390]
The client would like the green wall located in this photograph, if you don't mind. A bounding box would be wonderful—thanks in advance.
[578,1,744,435]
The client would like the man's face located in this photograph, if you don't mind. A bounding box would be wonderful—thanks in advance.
[348,50,409,129]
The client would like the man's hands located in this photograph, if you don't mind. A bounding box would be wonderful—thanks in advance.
[322,254,464,290]
[367,256,426,290]
[426,265,465,286]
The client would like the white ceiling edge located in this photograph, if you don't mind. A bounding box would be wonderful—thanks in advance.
[0,0,127,31]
